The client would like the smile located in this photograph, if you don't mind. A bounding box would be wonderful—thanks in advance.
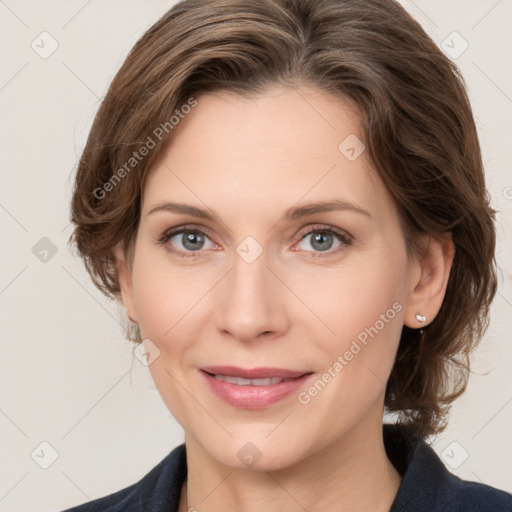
[200,367,314,409]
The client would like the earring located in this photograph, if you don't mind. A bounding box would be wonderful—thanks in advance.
[416,313,426,337]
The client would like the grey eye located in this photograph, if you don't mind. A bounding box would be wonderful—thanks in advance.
[169,230,213,252]
[298,230,343,253]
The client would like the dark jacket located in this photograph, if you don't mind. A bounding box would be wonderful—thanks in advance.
[58,424,512,511]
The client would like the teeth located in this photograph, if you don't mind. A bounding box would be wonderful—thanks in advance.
[213,375,285,386]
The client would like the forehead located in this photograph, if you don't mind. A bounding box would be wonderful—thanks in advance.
[141,85,393,223]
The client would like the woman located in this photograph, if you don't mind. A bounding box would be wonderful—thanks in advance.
[60,0,512,510]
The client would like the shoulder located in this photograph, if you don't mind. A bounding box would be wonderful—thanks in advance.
[385,424,512,512]
[451,478,512,511]
[56,443,187,512]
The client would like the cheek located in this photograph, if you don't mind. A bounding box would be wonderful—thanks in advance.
[131,249,210,343]
[291,252,406,344]
[290,246,408,410]
[290,278,405,440]
[306,254,407,410]
[130,254,208,425]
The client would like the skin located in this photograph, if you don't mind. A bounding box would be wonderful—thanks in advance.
[115,84,454,512]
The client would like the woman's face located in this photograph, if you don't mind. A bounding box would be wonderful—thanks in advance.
[119,85,421,470]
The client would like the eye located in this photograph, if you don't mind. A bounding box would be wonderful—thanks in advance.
[157,227,217,257]
[293,225,352,258]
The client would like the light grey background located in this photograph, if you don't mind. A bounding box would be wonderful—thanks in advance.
[0,1,511,510]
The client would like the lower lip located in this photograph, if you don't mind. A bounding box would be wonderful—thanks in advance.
[201,370,314,409]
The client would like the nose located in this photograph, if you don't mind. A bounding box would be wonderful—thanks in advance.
[214,245,289,343]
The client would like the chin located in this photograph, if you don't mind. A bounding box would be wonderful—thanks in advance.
[193,428,314,472]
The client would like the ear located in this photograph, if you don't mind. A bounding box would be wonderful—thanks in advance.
[403,234,455,329]
[113,242,138,323]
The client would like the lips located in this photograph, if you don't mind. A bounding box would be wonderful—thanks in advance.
[200,366,314,409]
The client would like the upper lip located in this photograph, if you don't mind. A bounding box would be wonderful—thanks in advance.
[201,366,311,379]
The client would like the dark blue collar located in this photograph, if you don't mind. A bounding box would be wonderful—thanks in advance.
[384,423,512,511]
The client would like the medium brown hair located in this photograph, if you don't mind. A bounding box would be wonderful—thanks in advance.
[69,0,497,438]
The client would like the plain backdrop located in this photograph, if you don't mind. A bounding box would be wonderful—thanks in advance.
[0,1,511,511]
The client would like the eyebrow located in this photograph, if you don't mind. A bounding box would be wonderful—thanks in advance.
[146,199,371,222]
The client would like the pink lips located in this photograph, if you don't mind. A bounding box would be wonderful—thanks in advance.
[200,365,314,409]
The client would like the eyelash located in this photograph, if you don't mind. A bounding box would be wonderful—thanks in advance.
[156,224,353,259]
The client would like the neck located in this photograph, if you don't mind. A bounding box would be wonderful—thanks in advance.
[179,421,402,512]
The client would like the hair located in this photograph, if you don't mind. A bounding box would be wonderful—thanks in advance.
[69,0,497,439]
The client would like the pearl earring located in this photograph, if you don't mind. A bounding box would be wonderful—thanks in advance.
[415,313,427,323]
